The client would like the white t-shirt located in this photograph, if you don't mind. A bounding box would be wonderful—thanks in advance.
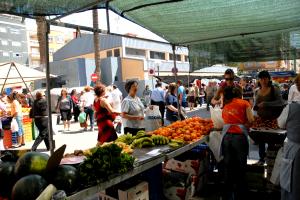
[81,92,95,107]
[121,95,145,129]
[111,89,123,112]
[288,84,300,103]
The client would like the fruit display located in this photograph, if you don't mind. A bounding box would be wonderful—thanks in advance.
[11,174,48,200]
[114,142,134,154]
[151,135,170,145]
[14,152,49,178]
[116,133,134,145]
[131,137,155,148]
[168,139,185,148]
[251,116,279,129]
[78,143,135,185]
[152,117,213,142]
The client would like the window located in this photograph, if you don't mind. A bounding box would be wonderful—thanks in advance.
[10,28,20,34]
[56,36,64,44]
[107,50,112,57]
[13,52,22,58]
[2,52,9,57]
[150,51,165,60]
[169,54,181,61]
[1,40,8,46]
[0,27,7,33]
[114,49,120,57]
[49,48,55,55]
[184,55,189,62]
[12,41,21,47]
[125,47,146,57]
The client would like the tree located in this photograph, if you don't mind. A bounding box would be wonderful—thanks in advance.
[36,16,47,70]
[93,9,101,83]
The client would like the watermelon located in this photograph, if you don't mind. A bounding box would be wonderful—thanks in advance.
[0,162,16,198]
[11,174,48,200]
[50,165,78,194]
[14,152,49,178]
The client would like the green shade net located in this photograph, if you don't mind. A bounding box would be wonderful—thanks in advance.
[1,0,300,70]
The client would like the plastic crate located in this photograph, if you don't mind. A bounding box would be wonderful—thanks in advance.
[3,130,12,149]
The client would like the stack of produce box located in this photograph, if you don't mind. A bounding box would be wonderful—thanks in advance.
[163,145,210,200]
[22,108,33,142]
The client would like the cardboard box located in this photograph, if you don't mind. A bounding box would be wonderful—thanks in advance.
[118,181,149,200]
[163,169,191,200]
[164,159,201,176]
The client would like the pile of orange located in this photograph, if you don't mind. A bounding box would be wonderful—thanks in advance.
[151,117,213,142]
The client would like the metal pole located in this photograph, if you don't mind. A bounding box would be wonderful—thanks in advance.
[1,63,13,94]
[106,1,110,34]
[172,44,181,120]
[294,49,297,72]
[45,22,55,155]
[12,63,34,99]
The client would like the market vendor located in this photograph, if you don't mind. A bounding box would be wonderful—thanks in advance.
[253,70,285,165]
[211,69,239,107]
[278,100,300,200]
[121,80,145,135]
[221,86,254,200]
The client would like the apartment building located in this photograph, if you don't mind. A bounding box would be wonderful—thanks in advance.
[0,14,28,65]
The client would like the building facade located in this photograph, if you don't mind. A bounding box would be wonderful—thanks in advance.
[0,14,29,65]
[28,28,74,67]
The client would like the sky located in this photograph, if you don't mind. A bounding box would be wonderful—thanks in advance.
[26,9,166,42]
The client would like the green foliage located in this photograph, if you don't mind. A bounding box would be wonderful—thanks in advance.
[78,143,134,186]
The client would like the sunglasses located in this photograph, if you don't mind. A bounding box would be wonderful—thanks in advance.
[225,78,234,81]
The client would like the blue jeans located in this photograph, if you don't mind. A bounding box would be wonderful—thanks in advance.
[84,107,94,128]
[15,115,24,136]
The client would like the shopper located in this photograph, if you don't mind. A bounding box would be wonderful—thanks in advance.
[240,77,254,106]
[151,82,165,126]
[8,92,24,148]
[31,91,50,151]
[143,85,151,107]
[70,89,80,122]
[81,86,95,131]
[221,86,254,200]
[288,74,300,103]
[121,80,145,135]
[165,83,179,123]
[194,84,200,107]
[188,83,196,111]
[281,84,289,102]
[253,70,285,165]
[177,80,188,108]
[212,69,238,108]
[111,85,123,113]
[278,94,300,200]
[56,89,72,132]
[205,82,216,111]
[94,84,120,144]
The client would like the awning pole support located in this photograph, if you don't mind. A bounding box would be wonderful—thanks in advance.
[106,1,110,34]
[12,62,34,99]
[0,63,12,94]
[45,21,55,155]
[172,44,181,120]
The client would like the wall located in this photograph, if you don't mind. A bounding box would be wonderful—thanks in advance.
[121,58,145,81]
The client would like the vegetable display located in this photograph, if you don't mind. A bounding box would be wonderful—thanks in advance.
[152,117,213,142]
[78,143,135,185]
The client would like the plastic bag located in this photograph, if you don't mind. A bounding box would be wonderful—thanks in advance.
[145,105,162,131]
[11,118,19,133]
[210,106,224,129]
[79,112,86,123]
[207,131,223,162]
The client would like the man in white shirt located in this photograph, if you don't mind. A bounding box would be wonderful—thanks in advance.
[111,85,123,112]
[288,80,300,103]
[151,82,165,126]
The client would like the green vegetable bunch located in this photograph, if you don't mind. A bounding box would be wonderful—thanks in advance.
[78,144,135,186]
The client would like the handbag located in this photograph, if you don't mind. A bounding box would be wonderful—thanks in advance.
[207,131,223,162]
[56,114,61,125]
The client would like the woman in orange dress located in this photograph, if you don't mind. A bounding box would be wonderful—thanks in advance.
[93,84,120,144]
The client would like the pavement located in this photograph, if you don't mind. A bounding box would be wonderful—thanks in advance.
[9,104,260,162]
